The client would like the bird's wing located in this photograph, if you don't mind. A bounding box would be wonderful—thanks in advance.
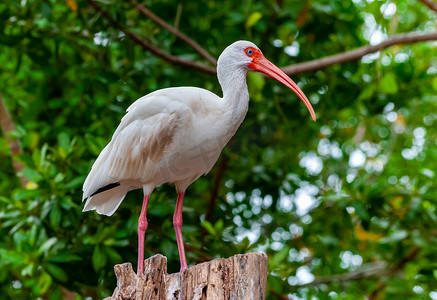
[83,102,182,199]
[83,87,222,200]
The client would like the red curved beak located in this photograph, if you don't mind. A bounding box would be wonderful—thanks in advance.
[249,56,316,121]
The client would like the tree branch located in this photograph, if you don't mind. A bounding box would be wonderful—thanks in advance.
[133,1,217,65]
[290,247,419,293]
[205,154,229,223]
[272,251,419,298]
[369,247,420,300]
[270,262,387,299]
[419,0,437,13]
[294,261,388,288]
[87,0,437,77]
[281,31,437,75]
[86,0,216,75]
[0,92,28,187]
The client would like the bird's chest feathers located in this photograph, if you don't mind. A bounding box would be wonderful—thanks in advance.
[161,111,238,178]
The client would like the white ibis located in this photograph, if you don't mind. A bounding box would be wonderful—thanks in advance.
[82,40,316,274]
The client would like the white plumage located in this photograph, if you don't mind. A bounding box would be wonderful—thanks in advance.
[82,41,316,274]
[82,87,235,213]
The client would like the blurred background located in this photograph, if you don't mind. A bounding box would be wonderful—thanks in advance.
[1,0,437,299]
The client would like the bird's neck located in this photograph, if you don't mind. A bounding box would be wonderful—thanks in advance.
[218,67,250,132]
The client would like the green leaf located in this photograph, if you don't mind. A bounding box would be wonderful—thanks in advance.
[248,72,266,102]
[85,134,106,156]
[45,263,68,282]
[357,84,375,100]
[214,219,224,231]
[49,205,61,228]
[379,72,398,94]
[57,132,70,151]
[0,210,20,220]
[13,189,41,201]
[432,77,437,91]
[29,224,38,246]
[200,221,215,235]
[21,263,34,276]
[104,246,122,262]
[380,230,408,243]
[0,249,25,264]
[318,235,339,245]
[0,196,10,204]
[20,168,43,182]
[37,272,53,294]
[40,3,52,18]
[64,176,86,189]
[38,237,58,254]
[49,253,81,263]
[351,202,370,220]
[246,12,262,28]
[270,246,290,268]
[13,232,27,250]
[92,246,107,270]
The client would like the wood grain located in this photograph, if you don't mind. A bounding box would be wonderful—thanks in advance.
[104,253,268,300]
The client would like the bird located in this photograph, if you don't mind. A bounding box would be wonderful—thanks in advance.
[82,40,316,275]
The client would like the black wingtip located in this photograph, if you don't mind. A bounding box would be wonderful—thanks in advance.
[90,182,121,197]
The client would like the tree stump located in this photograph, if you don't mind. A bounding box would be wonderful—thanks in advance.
[104,253,268,300]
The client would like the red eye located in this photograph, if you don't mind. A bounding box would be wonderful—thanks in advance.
[245,48,255,56]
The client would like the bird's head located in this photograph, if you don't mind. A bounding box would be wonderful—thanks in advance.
[218,40,316,121]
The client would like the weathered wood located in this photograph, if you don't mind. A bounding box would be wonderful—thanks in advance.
[104,253,268,300]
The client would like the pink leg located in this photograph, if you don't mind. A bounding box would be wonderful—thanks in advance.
[173,192,188,272]
[137,195,150,275]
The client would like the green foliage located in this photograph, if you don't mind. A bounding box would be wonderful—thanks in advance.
[1,0,437,298]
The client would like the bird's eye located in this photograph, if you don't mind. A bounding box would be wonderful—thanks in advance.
[246,49,254,56]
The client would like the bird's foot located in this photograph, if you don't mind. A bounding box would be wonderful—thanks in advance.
[179,264,188,274]
[137,260,144,276]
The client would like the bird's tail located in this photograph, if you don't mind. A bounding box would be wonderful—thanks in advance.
[82,184,129,216]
